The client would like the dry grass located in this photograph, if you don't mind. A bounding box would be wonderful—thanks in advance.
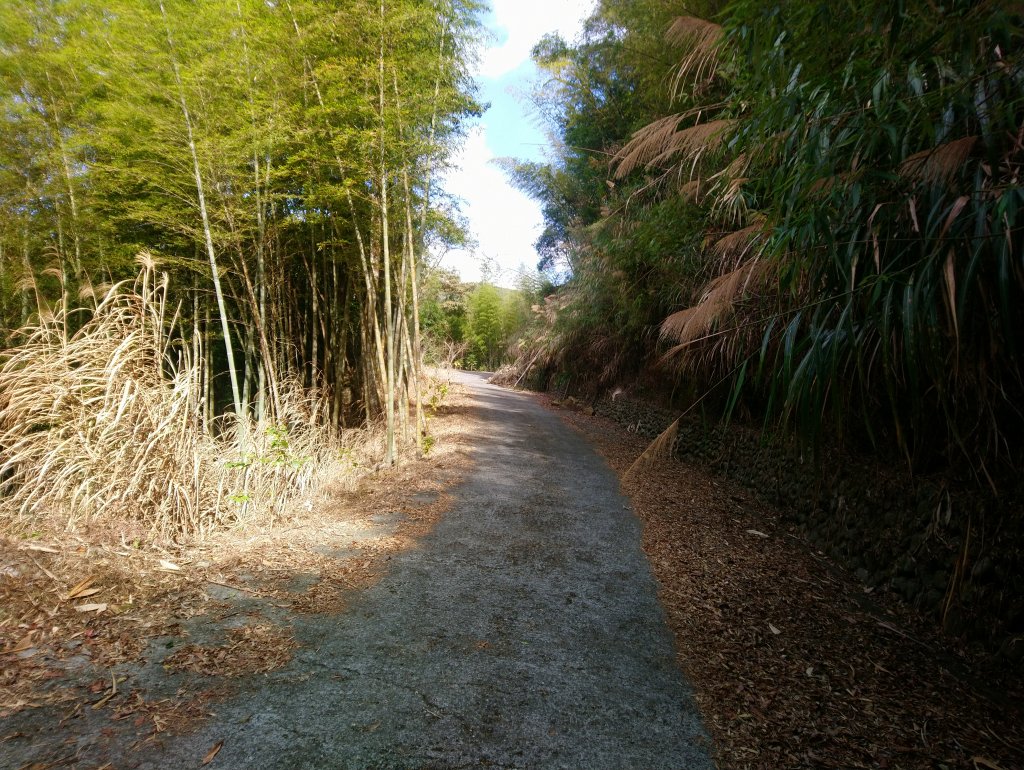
[613,116,734,179]
[680,179,704,204]
[666,16,725,95]
[711,222,765,266]
[660,258,766,358]
[707,154,752,225]
[0,264,381,539]
[623,417,680,482]
[0,373,479,749]
[900,136,978,187]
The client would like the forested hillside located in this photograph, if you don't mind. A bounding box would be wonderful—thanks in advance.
[508,0,1023,483]
[0,0,481,533]
[421,268,546,370]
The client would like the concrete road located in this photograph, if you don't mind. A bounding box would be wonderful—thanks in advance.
[8,371,713,769]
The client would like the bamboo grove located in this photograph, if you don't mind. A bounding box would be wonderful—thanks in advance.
[511,0,1024,484]
[0,0,481,533]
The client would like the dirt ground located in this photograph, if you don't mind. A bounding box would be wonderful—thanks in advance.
[549,395,1024,770]
[0,373,477,766]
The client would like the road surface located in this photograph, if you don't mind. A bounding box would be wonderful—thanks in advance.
[7,371,713,769]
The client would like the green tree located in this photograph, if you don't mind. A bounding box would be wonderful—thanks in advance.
[467,281,503,369]
[508,0,1024,481]
[421,267,469,353]
[0,0,483,459]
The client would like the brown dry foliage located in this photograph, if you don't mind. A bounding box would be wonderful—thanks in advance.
[552,400,1024,770]
[680,179,704,203]
[163,623,296,677]
[0,374,479,754]
[666,16,725,94]
[712,222,764,266]
[0,266,379,538]
[660,257,766,357]
[900,136,978,186]
[623,417,680,482]
[613,117,734,179]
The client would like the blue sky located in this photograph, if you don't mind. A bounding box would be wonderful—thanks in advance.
[437,0,594,286]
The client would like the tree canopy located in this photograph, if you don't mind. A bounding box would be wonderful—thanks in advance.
[510,0,1024,482]
[0,0,483,532]
[0,0,483,450]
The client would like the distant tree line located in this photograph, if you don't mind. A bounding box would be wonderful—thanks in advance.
[420,267,546,372]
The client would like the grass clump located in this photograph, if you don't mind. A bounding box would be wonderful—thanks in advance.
[0,265,373,539]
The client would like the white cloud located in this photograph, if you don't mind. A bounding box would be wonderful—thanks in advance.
[478,0,595,79]
[433,1,594,285]
[437,127,542,286]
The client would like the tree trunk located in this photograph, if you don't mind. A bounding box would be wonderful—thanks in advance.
[159,0,244,420]
[379,0,397,463]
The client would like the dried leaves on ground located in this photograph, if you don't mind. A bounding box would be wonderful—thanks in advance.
[163,623,296,678]
[549,396,1024,770]
[0,374,477,753]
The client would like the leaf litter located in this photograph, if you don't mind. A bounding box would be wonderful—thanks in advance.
[549,395,1024,770]
[0,373,477,765]
[163,623,296,678]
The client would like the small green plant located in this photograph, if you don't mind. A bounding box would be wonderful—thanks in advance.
[256,425,310,469]
[336,447,359,468]
[427,381,450,413]
[266,425,289,450]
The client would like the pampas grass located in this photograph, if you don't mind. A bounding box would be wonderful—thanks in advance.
[622,417,680,482]
[660,258,766,355]
[665,16,724,96]
[613,116,734,179]
[0,263,374,539]
[900,136,978,187]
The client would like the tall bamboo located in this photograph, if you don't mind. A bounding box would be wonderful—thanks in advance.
[159,0,244,419]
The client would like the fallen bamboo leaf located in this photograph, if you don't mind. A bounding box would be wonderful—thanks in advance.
[871,658,893,675]
[746,529,769,538]
[72,587,103,599]
[158,560,181,572]
[202,740,224,765]
[28,556,58,583]
[2,634,36,655]
[973,758,1007,770]
[92,690,116,709]
[19,543,60,554]
[876,620,929,648]
[205,579,259,595]
[768,623,781,635]
[91,670,120,710]
[65,575,97,600]
[74,603,107,614]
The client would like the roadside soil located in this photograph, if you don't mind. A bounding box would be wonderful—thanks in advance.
[549,395,1024,770]
[0,374,475,766]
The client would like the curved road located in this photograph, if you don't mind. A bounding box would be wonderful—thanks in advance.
[140,371,712,768]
